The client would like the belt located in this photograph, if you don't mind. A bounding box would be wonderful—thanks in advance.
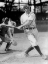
[26,27,36,29]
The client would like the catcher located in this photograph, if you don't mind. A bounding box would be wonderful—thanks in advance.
[17,5,47,59]
[5,18,17,51]
[0,17,17,51]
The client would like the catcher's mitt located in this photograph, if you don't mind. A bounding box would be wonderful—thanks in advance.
[12,41,17,46]
[11,38,17,46]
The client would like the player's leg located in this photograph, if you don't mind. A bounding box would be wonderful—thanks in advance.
[29,34,47,59]
[15,34,35,57]
[5,27,16,51]
[25,45,34,55]
[34,44,47,59]
[24,34,35,56]
[0,35,11,51]
[24,34,47,59]
[5,30,12,51]
[5,35,12,51]
[25,34,43,56]
[34,45,43,56]
[5,42,12,51]
[31,28,43,56]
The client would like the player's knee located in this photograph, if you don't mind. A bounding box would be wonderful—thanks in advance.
[29,37,37,47]
[31,41,37,47]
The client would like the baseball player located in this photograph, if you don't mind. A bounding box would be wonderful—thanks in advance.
[17,5,47,59]
[5,18,17,51]
[0,17,16,51]
[0,18,11,51]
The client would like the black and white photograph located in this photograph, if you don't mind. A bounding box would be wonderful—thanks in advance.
[0,0,48,64]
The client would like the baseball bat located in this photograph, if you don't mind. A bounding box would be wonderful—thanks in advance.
[0,23,20,29]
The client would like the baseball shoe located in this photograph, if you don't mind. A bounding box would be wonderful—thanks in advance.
[24,53,29,57]
[42,55,47,60]
[5,48,12,51]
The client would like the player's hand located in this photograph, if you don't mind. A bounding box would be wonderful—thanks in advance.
[16,26,21,29]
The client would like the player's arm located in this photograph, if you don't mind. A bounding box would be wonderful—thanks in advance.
[0,23,3,26]
[17,20,30,29]
[17,15,30,29]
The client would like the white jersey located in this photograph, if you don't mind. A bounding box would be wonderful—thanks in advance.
[20,12,36,28]
[20,12,38,46]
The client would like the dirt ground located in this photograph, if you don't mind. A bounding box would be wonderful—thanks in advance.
[0,32,48,64]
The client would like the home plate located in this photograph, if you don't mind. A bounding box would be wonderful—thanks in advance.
[15,52,26,58]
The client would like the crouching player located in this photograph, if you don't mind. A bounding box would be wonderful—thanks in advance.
[0,17,17,51]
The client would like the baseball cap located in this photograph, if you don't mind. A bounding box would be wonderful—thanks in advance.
[23,5,30,10]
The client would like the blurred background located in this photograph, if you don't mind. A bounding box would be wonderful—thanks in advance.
[0,0,48,32]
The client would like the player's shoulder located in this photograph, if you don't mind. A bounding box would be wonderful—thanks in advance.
[21,13,26,18]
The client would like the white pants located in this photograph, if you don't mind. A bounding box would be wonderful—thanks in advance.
[27,34,37,47]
